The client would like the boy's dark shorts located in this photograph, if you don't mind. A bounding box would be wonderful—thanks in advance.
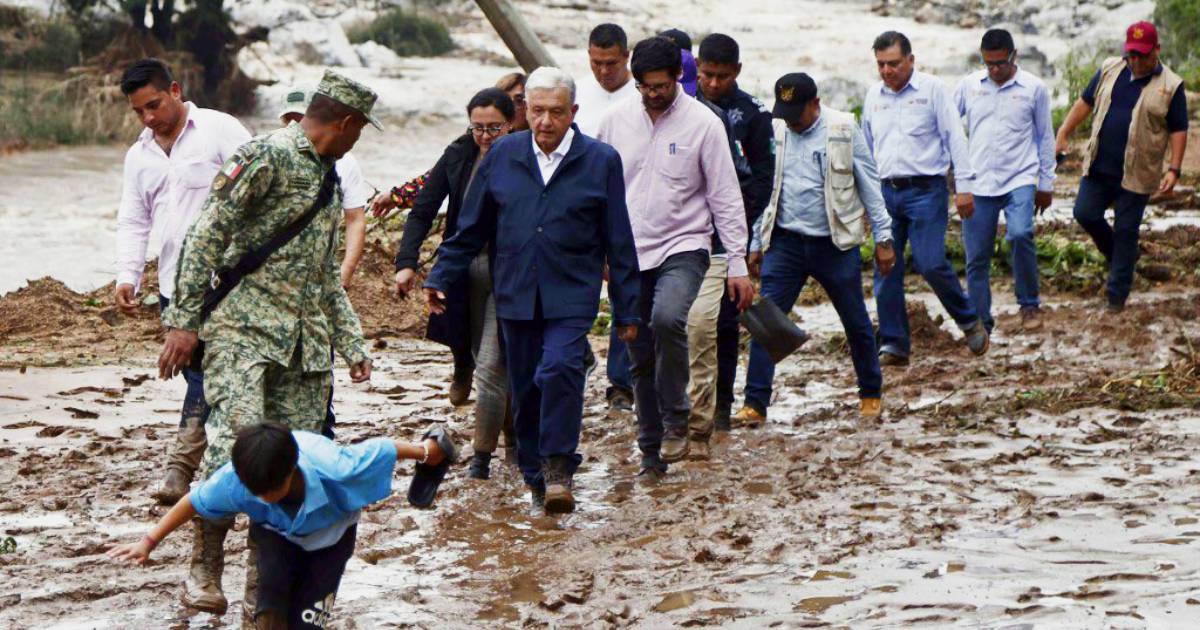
[250,522,357,629]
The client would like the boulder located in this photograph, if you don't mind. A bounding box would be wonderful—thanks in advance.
[270,19,363,68]
[355,41,403,71]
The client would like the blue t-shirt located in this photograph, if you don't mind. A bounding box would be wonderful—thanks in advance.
[1082,64,1188,178]
[192,431,398,550]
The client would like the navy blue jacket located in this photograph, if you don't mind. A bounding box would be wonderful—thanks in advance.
[425,127,641,326]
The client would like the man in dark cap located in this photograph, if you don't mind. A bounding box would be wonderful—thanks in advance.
[733,73,895,426]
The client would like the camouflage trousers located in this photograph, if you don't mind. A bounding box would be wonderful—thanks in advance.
[199,342,331,477]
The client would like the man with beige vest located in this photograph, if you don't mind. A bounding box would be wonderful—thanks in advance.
[734,73,895,424]
[1056,21,1188,311]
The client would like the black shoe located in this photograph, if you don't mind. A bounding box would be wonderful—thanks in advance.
[606,387,634,411]
[528,482,546,509]
[713,406,732,432]
[583,345,597,381]
[467,451,491,480]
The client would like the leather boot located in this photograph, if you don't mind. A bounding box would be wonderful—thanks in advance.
[152,416,207,505]
[180,516,230,614]
[241,536,259,629]
[542,456,575,514]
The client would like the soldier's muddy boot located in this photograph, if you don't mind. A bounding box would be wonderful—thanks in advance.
[542,456,575,514]
[241,536,259,629]
[152,416,207,505]
[181,516,230,614]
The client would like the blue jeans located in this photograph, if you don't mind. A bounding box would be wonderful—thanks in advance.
[606,324,633,397]
[629,250,709,471]
[963,184,1039,332]
[501,298,592,488]
[873,179,979,358]
[745,231,881,412]
[1072,175,1149,306]
[158,296,210,427]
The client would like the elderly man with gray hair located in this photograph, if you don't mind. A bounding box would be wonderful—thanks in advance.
[424,67,641,514]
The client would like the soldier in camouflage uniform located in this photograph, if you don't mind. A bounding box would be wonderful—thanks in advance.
[158,70,380,621]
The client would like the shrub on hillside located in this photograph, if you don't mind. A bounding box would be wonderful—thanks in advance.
[0,11,82,71]
[347,8,453,57]
[1155,0,1200,89]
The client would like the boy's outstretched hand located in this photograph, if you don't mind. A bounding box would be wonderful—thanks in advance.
[107,536,156,565]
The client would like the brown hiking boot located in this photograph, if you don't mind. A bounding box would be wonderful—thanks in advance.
[542,456,575,514]
[1019,306,1043,331]
[151,416,207,505]
[731,406,765,429]
[181,517,230,614]
[860,397,882,419]
[687,438,711,461]
[241,536,259,626]
[660,434,690,463]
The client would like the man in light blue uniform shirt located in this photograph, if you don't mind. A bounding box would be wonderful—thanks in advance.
[954,29,1055,333]
[862,30,989,365]
[735,73,896,423]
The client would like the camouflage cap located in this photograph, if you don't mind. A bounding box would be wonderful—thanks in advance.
[277,87,311,121]
[315,69,383,131]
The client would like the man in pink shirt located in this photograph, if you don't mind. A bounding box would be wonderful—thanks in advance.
[114,59,251,504]
[597,36,754,475]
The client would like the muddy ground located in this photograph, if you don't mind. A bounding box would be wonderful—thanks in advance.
[2,217,1200,628]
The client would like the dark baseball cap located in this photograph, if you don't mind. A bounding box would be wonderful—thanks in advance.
[771,73,818,119]
[659,28,693,51]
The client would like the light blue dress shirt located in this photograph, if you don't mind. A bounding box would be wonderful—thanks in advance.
[192,431,397,550]
[953,67,1056,197]
[861,70,975,192]
[751,114,892,251]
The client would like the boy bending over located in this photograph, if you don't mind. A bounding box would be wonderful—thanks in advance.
[109,422,451,629]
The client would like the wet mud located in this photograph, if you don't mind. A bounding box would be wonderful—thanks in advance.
[3,276,1200,627]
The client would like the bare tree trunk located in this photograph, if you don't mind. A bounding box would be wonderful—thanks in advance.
[473,0,556,72]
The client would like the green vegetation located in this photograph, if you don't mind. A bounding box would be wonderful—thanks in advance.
[0,536,15,554]
[0,8,82,71]
[1051,47,1109,133]
[1155,0,1200,89]
[0,74,141,150]
[348,8,454,57]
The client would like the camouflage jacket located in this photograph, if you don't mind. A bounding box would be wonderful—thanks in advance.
[162,122,368,372]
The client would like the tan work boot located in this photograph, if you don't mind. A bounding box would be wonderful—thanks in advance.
[241,536,259,628]
[687,438,711,461]
[731,406,765,429]
[181,517,230,614]
[152,416,207,505]
[860,397,882,419]
[542,456,575,514]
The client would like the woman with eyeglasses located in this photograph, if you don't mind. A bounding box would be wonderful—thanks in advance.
[386,88,517,479]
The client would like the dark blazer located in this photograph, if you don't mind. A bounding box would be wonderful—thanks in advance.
[393,133,480,352]
[425,127,640,326]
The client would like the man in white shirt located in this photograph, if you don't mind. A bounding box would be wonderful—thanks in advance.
[575,22,639,411]
[277,88,376,441]
[114,58,251,504]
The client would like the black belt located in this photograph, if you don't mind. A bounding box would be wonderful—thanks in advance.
[881,175,943,190]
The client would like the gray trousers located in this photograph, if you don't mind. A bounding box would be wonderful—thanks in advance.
[468,252,513,453]
[629,249,709,470]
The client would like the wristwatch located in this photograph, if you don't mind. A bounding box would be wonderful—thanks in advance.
[1168,166,1182,177]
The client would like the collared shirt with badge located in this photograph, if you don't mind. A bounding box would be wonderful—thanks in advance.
[954,67,1056,197]
[162,122,368,372]
[862,69,975,192]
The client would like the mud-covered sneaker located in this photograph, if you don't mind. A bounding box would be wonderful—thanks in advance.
[636,467,665,485]
[1019,305,1043,331]
[448,378,472,406]
[731,405,765,429]
[606,387,634,411]
[879,350,909,366]
[687,439,711,461]
[964,321,990,356]
[860,397,882,418]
